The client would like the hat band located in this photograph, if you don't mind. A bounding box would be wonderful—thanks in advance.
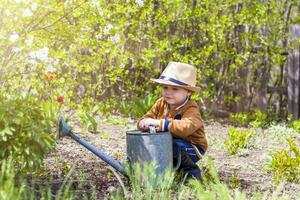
[159,76,189,86]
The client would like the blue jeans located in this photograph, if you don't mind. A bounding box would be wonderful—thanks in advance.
[173,138,205,180]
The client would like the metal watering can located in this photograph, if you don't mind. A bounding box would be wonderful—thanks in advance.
[58,117,175,178]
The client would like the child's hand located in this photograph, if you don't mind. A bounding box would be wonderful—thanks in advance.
[139,118,160,130]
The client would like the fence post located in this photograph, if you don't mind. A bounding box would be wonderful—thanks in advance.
[288,25,300,120]
[256,26,269,113]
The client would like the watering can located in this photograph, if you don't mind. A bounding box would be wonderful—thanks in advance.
[58,117,178,178]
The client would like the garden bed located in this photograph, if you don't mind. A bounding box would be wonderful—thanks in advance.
[40,117,300,199]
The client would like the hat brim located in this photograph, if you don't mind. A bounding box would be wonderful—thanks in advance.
[151,78,200,92]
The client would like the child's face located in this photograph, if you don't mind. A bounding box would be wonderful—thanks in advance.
[161,85,191,108]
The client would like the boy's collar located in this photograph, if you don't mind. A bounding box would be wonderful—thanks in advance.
[167,98,189,111]
[175,98,189,110]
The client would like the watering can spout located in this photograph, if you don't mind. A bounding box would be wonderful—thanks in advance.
[58,117,126,175]
[58,116,72,137]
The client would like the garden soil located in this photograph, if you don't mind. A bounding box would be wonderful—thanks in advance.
[39,117,300,199]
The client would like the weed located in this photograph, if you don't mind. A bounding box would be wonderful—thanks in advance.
[229,170,241,189]
[62,161,72,176]
[249,110,268,128]
[225,126,254,155]
[289,119,300,133]
[113,151,122,160]
[77,111,98,133]
[105,116,128,126]
[99,130,110,139]
[269,138,300,184]
[230,110,278,128]
[230,112,250,127]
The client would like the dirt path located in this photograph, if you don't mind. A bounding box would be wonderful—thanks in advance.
[40,118,300,199]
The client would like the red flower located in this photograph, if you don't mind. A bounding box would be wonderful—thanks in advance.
[57,95,64,103]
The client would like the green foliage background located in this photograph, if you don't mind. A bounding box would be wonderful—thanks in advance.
[1,1,300,197]
[1,0,299,115]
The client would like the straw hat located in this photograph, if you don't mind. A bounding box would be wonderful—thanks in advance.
[151,61,200,92]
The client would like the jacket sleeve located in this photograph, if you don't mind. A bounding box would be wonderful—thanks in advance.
[164,106,203,138]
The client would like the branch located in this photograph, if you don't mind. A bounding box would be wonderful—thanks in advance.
[27,2,85,33]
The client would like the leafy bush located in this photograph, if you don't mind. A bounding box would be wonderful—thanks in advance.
[229,112,250,127]
[249,110,268,128]
[289,119,300,133]
[0,94,55,171]
[269,138,300,184]
[230,110,278,128]
[0,0,295,119]
[225,126,254,155]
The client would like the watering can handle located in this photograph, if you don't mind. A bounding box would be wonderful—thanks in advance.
[149,126,157,134]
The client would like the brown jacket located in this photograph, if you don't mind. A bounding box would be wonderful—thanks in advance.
[138,97,207,150]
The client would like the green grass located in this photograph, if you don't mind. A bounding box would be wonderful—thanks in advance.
[0,158,75,200]
[108,157,298,200]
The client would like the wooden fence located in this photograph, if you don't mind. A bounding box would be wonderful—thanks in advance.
[209,25,300,120]
[288,25,300,120]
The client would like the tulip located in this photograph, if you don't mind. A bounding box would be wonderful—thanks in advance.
[57,95,63,103]
[47,73,56,81]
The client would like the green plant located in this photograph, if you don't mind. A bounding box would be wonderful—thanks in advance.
[225,126,254,155]
[130,94,157,118]
[269,138,300,184]
[230,112,250,127]
[105,116,128,126]
[78,112,98,133]
[249,110,268,128]
[289,119,300,133]
[120,100,132,116]
[99,130,110,140]
[230,110,278,128]
[40,100,60,124]
[0,94,55,171]
[77,104,99,133]
[190,156,246,199]
[0,158,75,200]
[110,161,175,200]
[0,158,24,200]
[62,161,72,176]
[0,0,296,119]
[229,170,241,189]
[109,156,296,200]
